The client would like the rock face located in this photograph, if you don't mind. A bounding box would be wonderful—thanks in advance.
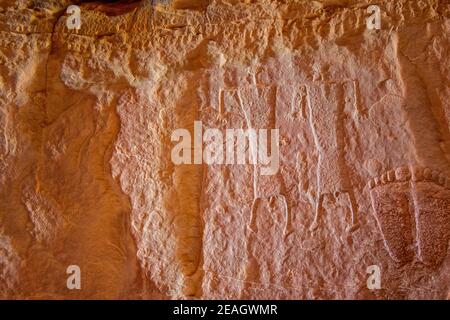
[0,0,449,299]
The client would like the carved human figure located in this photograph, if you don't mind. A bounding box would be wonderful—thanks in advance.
[306,82,360,232]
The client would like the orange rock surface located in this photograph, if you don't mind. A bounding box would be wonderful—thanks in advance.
[0,0,449,299]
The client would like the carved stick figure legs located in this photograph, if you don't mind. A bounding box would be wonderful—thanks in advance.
[309,190,359,232]
[369,166,450,266]
[345,190,360,232]
[309,192,323,232]
[368,167,416,264]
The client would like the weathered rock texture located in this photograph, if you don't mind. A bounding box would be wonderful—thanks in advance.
[0,0,449,299]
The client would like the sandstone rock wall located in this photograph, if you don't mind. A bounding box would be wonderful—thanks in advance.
[0,0,449,299]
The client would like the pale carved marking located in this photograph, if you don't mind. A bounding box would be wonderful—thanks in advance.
[217,86,292,234]
[234,86,292,236]
[306,81,360,233]
[290,84,308,119]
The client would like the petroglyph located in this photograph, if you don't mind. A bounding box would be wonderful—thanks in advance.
[235,86,291,236]
[170,86,204,297]
[369,165,450,266]
[1,0,449,300]
[410,168,450,267]
[81,1,142,16]
[216,85,293,293]
[307,82,360,232]
[290,85,309,119]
